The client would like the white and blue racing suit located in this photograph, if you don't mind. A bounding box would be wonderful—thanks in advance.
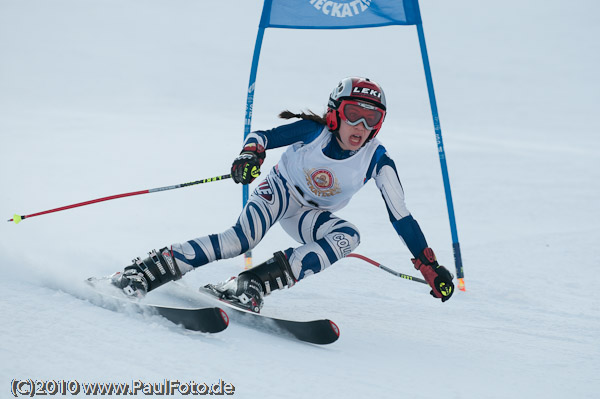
[171,120,429,282]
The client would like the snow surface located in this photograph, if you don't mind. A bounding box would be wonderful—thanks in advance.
[1,1,599,398]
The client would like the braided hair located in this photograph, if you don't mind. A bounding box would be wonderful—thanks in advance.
[278,110,327,125]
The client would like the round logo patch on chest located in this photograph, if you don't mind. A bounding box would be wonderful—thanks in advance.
[304,168,341,198]
[311,169,335,189]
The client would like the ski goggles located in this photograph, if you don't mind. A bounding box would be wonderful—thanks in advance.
[338,99,385,130]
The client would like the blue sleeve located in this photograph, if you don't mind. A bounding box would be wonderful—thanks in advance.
[392,216,428,258]
[244,120,324,150]
[369,148,428,258]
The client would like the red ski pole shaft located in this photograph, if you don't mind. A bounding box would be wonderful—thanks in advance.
[347,253,428,284]
[8,174,231,224]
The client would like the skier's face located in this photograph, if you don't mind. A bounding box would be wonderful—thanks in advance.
[336,119,371,151]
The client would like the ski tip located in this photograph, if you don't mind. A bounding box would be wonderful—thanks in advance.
[458,278,466,292]
[329,320,340,338]
[219,308,230,327]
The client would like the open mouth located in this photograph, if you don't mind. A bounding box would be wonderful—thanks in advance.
[349,134,363,146]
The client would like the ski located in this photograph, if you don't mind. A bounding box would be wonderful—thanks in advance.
[86,277,229,333]
[199,286,340,345]
[145,304,229,333]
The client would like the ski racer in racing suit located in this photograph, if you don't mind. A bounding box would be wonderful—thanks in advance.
[112,77,455,311]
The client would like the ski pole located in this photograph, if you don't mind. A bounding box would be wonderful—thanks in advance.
[8,173,232,224]
[347,253,428,285]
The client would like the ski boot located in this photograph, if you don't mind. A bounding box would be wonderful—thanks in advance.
[206,251,296,313]
[112,247,182,298]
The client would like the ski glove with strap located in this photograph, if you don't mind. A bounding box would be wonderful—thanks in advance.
[231,143,266,185]
[412,247,454,302]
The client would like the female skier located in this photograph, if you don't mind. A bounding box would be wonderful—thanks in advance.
[112,77,454,311]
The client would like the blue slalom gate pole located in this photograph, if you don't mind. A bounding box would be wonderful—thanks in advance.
[241,6,270,268]
[416,22,465,290]
[243,26,266,206]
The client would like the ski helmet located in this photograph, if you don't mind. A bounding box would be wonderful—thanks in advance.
[326,77,387,141]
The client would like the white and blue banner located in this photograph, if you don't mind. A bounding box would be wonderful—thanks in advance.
[260,0,421,29]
